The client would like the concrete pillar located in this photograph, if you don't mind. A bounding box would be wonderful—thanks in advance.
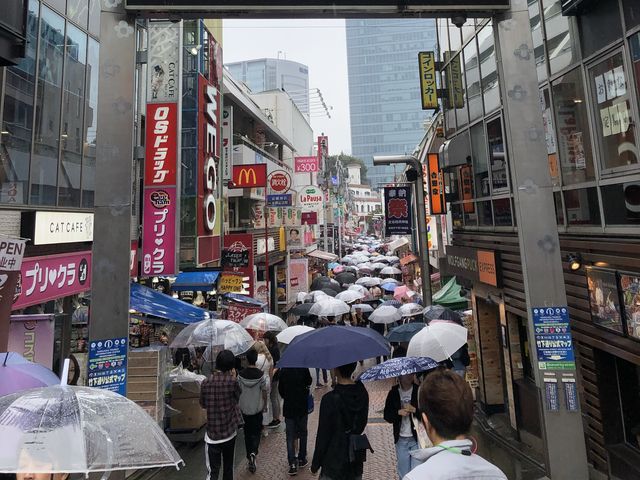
[494,0,588,476]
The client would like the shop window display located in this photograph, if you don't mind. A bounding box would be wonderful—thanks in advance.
[586,267,623,334]
[620,272,640,340]
[564,187,601,225]
[588,52,638,171]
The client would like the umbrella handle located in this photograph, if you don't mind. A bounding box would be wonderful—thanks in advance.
[60,358,70,386]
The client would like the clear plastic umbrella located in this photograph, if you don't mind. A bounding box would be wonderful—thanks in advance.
[309,298,351,317]
[170,319,255,356]
[335,290,365,303]
[380,266,402,275]
[0,385,183,475]
[240,313,287,332]
[407,322,468,362]
[351,303,374,313]
[276,325,315,344]
[369,305,402,324]
[306,291,330,302]
[356,277,382,287]
[348,284,370,297]
[398,303,423,317]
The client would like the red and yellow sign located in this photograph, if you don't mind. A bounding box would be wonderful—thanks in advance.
[459,165,475,213]
[427,153,445,214]
[231,164,267,188]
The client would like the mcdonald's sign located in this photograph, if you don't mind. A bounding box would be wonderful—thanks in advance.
[231,164,267,188]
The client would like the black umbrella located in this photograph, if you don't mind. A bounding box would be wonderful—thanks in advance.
[335,272,357,285]
[290,303,315,316]
[422,305,463,325]
[343,266,358,274]
[320,287,339,297]
[310,276,339,291]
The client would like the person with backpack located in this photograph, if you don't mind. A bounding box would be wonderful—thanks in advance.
[311,362,370,480]
[278,366,313,476]
[237,348,269,474]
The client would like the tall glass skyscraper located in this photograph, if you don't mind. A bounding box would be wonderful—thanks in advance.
[346,19,437,188]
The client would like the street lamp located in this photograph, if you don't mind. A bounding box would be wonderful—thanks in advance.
[373,154,432,306]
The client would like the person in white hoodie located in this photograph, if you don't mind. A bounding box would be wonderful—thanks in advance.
[404,369,507,480]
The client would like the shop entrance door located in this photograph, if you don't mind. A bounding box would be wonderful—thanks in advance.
[475,296,505,413]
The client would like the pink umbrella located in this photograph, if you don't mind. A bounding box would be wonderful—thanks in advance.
[393,285,409,301]
[333,265,345,273]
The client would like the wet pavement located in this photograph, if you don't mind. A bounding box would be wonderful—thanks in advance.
[143,361,548,480]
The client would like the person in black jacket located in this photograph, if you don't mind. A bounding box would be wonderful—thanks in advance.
[278,367,313,476]
[383,373,420,479]
[311,362,369,480]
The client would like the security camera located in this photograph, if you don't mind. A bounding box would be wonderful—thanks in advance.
[451,14,467,28]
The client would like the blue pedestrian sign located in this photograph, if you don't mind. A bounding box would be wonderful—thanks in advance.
[266,194,292,207]
[88,337,128,395]
[532,307,575,370]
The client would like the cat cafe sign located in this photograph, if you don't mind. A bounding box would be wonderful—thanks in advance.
[33,212,94,245]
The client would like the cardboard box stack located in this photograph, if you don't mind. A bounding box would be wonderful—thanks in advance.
[169,381,207,431]
[126,348,170,424]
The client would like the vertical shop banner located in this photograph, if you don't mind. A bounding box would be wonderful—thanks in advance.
[12,251,91,311]
[0,238,26,339]
[418,51,438,109]
[88,337,128,395]
[287,258,309,303]
[142,188,177,276]
[384,186,413,236]
[294,156,319,173]
[317,135,328,165]
[144,103,178,186]
[8,314,55,368]
[444,51,464,109]
[147,21,181,103]
[458,165,475,213]
[223,234,254,297]
[427,153,446,214]
[222,107,233,181]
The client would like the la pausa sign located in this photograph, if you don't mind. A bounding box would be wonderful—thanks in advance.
[298,186,323,210]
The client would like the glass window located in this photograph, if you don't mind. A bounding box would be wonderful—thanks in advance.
[478,200,493,226]
[463,202,477,226]
[528,0,547,83]
[449,52,468,128]
[623,0,640,29]
[629,34,640,135]
[470,123,489,197]
[601,183,640,225]
[493,198,513,226]
[45,0,66,13]
[588,53,638,172]
[437,20,449,62]
[67,0,88,28]
[58,24,86,207]
[451,203,463,227]
[0,0,39,205]
[31,6,65,206]
[478,24,499,115]
[448,21,462,54]
[616,358,640,450]
[88,0,100,37]
[464,39,482,122]
[551,68,595,185]
[578,0,622,59]
[542,0,579,74]
[564,187,601,225]
[446,168,460,202]
[539,88,560,186]
[81,37,98,208]
[554,191,565,225]
[487,118,509,193]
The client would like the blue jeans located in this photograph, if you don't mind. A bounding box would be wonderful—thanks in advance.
[395,436,418,480]
[285,415,308,464]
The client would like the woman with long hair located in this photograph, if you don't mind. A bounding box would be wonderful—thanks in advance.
[254,340,274,428]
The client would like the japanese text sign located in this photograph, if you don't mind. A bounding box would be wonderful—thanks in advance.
[445,51,464,109]
[144,103,178,187]
[218,273,244,293]
[418,51,438,110]
[223,303,263,323]
[88,337,128,396]
[231,164,267,188]
[532,307,576,371]
[427,153,445,214]
[8,314,55,368]
[142,187,177,276]
[295,156,319,173]
[459,165,475,213]
[317,135,328,163]
[13,251,91,311]
[384,186,412,236]
[223,234,254,297]
[0,238,25,272]
[267,194,292,207]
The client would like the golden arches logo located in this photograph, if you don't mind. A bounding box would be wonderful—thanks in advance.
[237,168,257,186]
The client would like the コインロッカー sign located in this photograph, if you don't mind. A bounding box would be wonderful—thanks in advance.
[442,246,501,288]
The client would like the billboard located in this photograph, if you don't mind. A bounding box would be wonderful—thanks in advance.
[418,51,438,110]
[222,234,254,297]
[231,164,268,188]
[384,186,413,236]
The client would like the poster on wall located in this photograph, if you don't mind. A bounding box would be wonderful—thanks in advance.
[8,314,55,368]
[620,272,640,339]
[384,186,412,236]
[287,258,309,303]
[586,267,623,334]
[223,234,254,297]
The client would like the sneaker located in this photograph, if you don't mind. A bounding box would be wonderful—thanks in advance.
[267,419,281,428]
[298,458,309,468]
[288,463,298,476]
[248,453,256,473]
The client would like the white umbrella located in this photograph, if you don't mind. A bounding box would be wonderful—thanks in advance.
[309,298,351,317]
[369,305,401,324]
[277,325,315,344]
[170,319,255,356]
[306,290,330,302]
[240,313,288,332]
[371,262,386,270]
[351,303,374,313]
[356,277,382,287]
[398,303,423,317]
[380,266,402,275]
[348,284,370,297]
[296,292,308,302]
[335,290,365,303]
[0,385,183,475]
[386,255,400,262]
[407,322,468,362]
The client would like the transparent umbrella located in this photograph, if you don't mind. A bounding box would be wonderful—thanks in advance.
[170,319,255,356]
[309,298,351,317]
[398,303,423,318]
[369,305,401,324]
[348,284,370,297]
[380,266,402,275]
[240,313,287,332]
[0,385,183,475]
[335,290,365,303]
[276,325,315,344]
[356,277,382,287]
[407,322,468,362]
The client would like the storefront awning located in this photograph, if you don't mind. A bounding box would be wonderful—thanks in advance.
[386,237,410,253]
[172,271,220,292]
[130,283,211,324]
[432,276,468,310]
[307,249,339,262]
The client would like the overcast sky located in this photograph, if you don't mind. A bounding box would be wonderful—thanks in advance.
[222,19,352,156]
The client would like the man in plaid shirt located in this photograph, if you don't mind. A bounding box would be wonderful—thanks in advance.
[200,349,243,480]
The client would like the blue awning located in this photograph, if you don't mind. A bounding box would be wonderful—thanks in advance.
[172,271,220,292]
[130,282,210,324]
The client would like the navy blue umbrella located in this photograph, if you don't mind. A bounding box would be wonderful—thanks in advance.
[386,322,427,343]
[278,325,390,369]
[358,356,439,382]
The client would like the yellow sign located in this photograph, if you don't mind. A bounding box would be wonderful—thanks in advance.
[218,273,243,293]
[444,51,464,109]
[418,51,438,109]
